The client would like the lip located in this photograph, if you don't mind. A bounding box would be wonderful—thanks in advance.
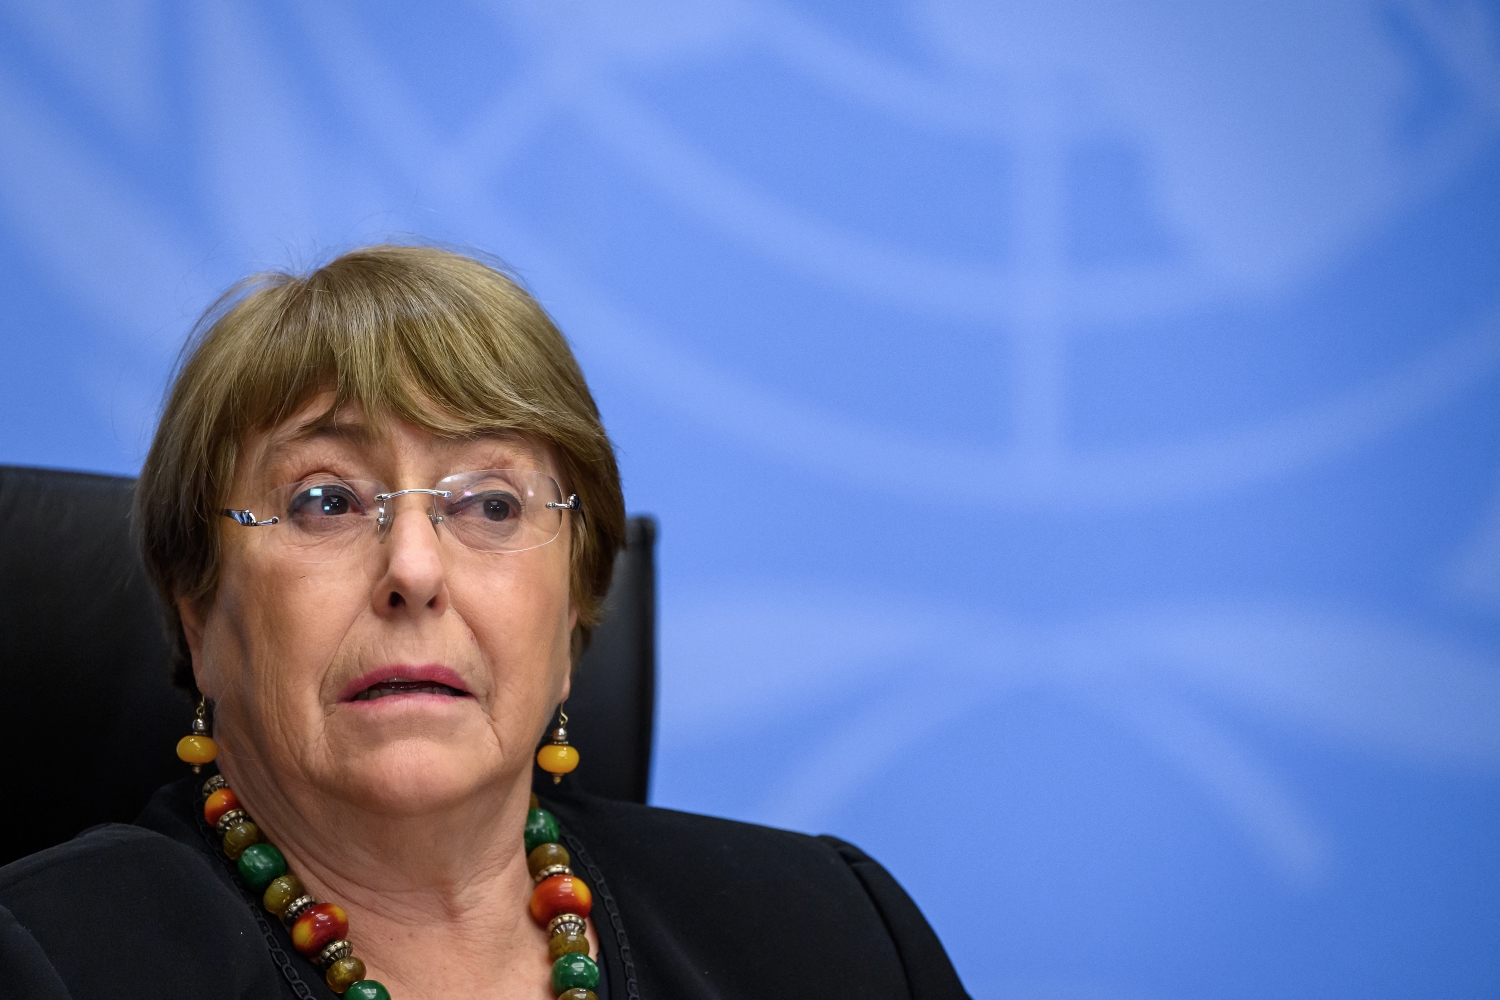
[336,664,473,703]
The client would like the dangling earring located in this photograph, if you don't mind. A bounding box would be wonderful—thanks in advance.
[536,705,580,785]
[177,696,219,774]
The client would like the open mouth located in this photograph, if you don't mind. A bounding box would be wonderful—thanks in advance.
[350,679,471,701]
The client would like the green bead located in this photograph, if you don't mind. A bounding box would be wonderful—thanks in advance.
[344,981,391,1000]
[551,953,599,993]
[524,808,560,854]
[236,843,287,892]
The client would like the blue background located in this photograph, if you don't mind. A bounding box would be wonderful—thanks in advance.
[3,2,1499,996]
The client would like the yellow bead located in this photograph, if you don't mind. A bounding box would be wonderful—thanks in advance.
[536,743,579,775]
[222,820,261,860]
[528,842,571,881]
[325,956,367,993]
[263,874,305,917]
[549,931,590,962]
[176,735,218,765]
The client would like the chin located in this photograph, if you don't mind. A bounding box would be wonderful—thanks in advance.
[329,736,507,817]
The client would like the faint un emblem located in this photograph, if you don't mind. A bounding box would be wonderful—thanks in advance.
[520,0,1500,883]
[507,0,1500,511]
[3,0,1498,892]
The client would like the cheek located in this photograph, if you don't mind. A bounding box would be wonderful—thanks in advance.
[207,556,366,701]
[454,558,573,682]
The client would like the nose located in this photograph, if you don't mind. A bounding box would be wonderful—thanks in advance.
[372,494,449,616]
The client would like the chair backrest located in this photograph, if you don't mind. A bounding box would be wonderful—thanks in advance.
[0,465,656,868]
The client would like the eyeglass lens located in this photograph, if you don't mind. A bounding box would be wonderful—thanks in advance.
[256,469,567,560]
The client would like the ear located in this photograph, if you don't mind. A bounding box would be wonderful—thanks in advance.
[177,596,213,696]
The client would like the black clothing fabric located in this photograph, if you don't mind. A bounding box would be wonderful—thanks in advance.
[0,773,968,999]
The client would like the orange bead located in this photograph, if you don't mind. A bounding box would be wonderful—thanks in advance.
[291,902,348,958]
[203,788,240,827]
[177,735,218,765]
[529,874,592,925]
[536,744,579,775]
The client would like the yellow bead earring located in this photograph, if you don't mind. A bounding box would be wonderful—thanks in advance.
[176,696,219,773]
[536,706,580,784]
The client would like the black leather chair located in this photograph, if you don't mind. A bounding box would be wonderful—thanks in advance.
[0,465,656,869]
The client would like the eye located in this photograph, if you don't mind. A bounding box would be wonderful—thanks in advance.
[481,496,516,521]
[452,490,522,522]
[290,484,362,517]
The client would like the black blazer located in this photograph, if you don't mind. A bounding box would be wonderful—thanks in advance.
[0,773,968,999]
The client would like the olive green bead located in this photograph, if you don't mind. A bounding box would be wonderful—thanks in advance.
[557,991,598,1000]
[236,842,287,892]
[524,808,559,854]
[263,874,305,917]
[551,953,599,993]
[343,981,390,1000]
[325,956,367,994]
[548,931,590,962]
[528,841,570,880]
[222,820,261,860]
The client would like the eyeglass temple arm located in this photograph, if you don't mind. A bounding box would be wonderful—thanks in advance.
[545,495,581,511]
[221,509,279,527]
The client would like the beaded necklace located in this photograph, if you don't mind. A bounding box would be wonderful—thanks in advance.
[179,705,599,1000]
[197,774,601,999]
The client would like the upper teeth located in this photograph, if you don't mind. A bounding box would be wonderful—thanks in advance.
[353,680,461,701]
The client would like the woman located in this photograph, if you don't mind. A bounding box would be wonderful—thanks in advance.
[0,246,966,999]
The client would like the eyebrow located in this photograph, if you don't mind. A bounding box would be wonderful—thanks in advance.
[258,415,377,466]
[289,420,377,446]
[262,417,539,466]
[277,413,381,446]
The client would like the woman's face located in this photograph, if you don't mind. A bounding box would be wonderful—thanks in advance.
[182,396,577,815]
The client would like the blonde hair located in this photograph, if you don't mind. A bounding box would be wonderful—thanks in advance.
[134,244,626,692]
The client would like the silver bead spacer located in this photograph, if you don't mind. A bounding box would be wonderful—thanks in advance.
[215,808,248,833]
[201,774,227,799]
[317,939,352,970]
[547,913,587,937]
[534,864,572,883]
[282,895,317,925]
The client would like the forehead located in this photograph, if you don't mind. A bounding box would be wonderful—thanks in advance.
[253,398,554,474]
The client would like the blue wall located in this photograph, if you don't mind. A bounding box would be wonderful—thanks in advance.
[3,3,1499,996]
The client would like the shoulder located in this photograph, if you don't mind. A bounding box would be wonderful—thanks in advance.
[0,822,226,939]
[1,821,209,894]
[0,805,297,999]
[0,773,231,910]
[541,790,968,1000]
[544,791,866,909]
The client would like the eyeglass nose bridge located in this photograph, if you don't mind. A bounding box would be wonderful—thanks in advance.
[372,488,453,529]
